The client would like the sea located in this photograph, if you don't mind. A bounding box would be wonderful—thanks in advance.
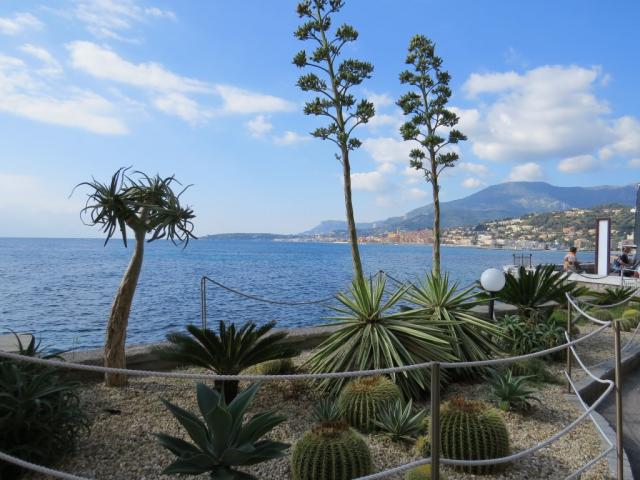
[0,238,578,351]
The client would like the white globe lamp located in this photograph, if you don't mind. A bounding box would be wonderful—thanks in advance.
[480,268,505,320]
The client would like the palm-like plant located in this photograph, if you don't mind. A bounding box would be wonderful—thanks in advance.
[592,286,638,306]
[404,273,504,374]
[495,265,576,320]
[305,274,453,399]
[75,168,196,386]
[157,321,298,402]
[157,383,288,479]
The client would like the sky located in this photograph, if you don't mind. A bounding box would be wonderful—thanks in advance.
[0,0,639,237]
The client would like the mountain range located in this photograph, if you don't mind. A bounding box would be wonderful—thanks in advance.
[302,182,638,235]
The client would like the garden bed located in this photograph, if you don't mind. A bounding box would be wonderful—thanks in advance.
[23,360,609,480]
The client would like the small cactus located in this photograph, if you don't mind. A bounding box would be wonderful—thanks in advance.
[404,464,446,480]
[413,434,430,457]
[590,308,614,322]
[620,309,640,332]
[439,397,510,474]
[254,357,295,375]
[338,376,403,432]
[291,422,372,480]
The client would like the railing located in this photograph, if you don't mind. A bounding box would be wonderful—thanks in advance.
[1,276,636,479]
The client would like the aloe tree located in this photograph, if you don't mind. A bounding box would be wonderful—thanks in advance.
[76,168,195,386]
[294,0,375,282]
[397,35,467,276]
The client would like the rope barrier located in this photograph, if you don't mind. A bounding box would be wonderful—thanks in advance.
[0,450,90,480]
[570,287,640,310]
[201,276,336,305]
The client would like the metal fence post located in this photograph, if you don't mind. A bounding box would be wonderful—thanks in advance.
[431,362,441,480]
[200,277,207,330]
[614,318,624,479]
[566,302,572,393]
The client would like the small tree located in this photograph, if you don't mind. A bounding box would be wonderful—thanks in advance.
[397,35,466,276]
[294,0,375,282]
[76,168,195,386]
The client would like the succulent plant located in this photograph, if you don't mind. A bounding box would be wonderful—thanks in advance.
[509,358,560,385]
[404,464,446,480]
[489,369,540,411]
[157,382,289,479]
[253,357,296,375]
[375,399,426,443]
[291,422,372,480]
[620,309,640,332]
[413,435,430,457]
[338,376,403,432]
[439,397,510,474]
[589,308,614,322]
[312,398,343,423]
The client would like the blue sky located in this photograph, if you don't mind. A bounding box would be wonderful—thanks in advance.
[0,0,639,237]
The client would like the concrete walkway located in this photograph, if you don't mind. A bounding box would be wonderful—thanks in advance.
[597,369,640,479]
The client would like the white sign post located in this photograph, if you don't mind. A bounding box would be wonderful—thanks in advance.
[595,218,611,276]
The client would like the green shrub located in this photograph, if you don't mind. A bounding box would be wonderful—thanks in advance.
[620,309,640,332]
[404,464,445,480]
[156,320,298,402]
[549,309,580,335]
[157,383,288,479]
[338,376,402,432]
[404,273,504,377]
[439,397,510,474]
[312,398,343,423]
[0,337,88,478]
[498,314,565,358]
[306,275,453,398]
[375,399,426,443]
[291,422,372,480]
[489,369,540,411]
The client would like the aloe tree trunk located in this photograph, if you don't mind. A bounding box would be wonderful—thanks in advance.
[342,149,364,283]
[104,228,146,387]
[431,162,441,277]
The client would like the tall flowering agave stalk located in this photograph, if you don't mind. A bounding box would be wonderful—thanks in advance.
[157,383,288,479]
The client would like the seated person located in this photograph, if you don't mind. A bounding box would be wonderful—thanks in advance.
[613,246,634,275]
[563,247,581,272]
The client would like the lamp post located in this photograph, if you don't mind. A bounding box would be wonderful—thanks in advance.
[481,268,506,321]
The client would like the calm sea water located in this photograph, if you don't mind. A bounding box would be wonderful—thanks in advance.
[0,238,576,351]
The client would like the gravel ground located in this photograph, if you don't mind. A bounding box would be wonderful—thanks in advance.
[21,358,610,480]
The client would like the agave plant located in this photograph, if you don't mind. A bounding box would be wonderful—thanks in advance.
[157,383,288,479]
[156,321,298,402]
[305,274,453,398]
[495,265,578,320]
[489,369,540,411]
[375,399,426,443]
[404,273,504,373]
[312,398,343,423]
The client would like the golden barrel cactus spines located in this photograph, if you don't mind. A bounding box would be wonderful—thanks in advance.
[439,397,510,474]
[291,422,373,480]
[338,376,402,432]
[620,309,640,332]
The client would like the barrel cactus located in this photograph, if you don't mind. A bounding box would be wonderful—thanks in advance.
[439,397,510,474]
[620,309,640,332]
[589,308,614,322]
[255,357,295,375]
[404,464,446,480]
[413,434,430,457]
[291,422,373,480]
[338,376,402,431]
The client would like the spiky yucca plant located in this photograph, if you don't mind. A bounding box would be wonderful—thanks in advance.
[306,274,453,398]
[157,383,288,479]
[375,399,426,443]
[489,369,540,411]
[338,376,402,432]
[156,321,298,402]
[405,273,504,373]
[312,399,343,424]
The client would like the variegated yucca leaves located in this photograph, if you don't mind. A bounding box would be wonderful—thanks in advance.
[305,274,454,399]
[157,383,288,480]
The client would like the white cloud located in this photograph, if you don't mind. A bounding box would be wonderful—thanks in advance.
[19,44,63,76]
[458,162,490,176]
[462,177,486,188]
[405,187,428,199]
[628,159,640,168]
[72,0,176,41]
[367,92,394,108]
[351,171,387,192]
[153,93,211,125]
[362,137,413,165]
[273,130,308,146]
[0,54,127,134]
[215,85,294,114]
[508,162,544,181]
[600,116,640,159]
[0,12,42,35]
[557,154,600,173]
[462,65,613,162]
[378,162,396,174]
[402,166,423,185]
[0,173,80,214]
[68,41,209,93]
[246,115,273,138]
